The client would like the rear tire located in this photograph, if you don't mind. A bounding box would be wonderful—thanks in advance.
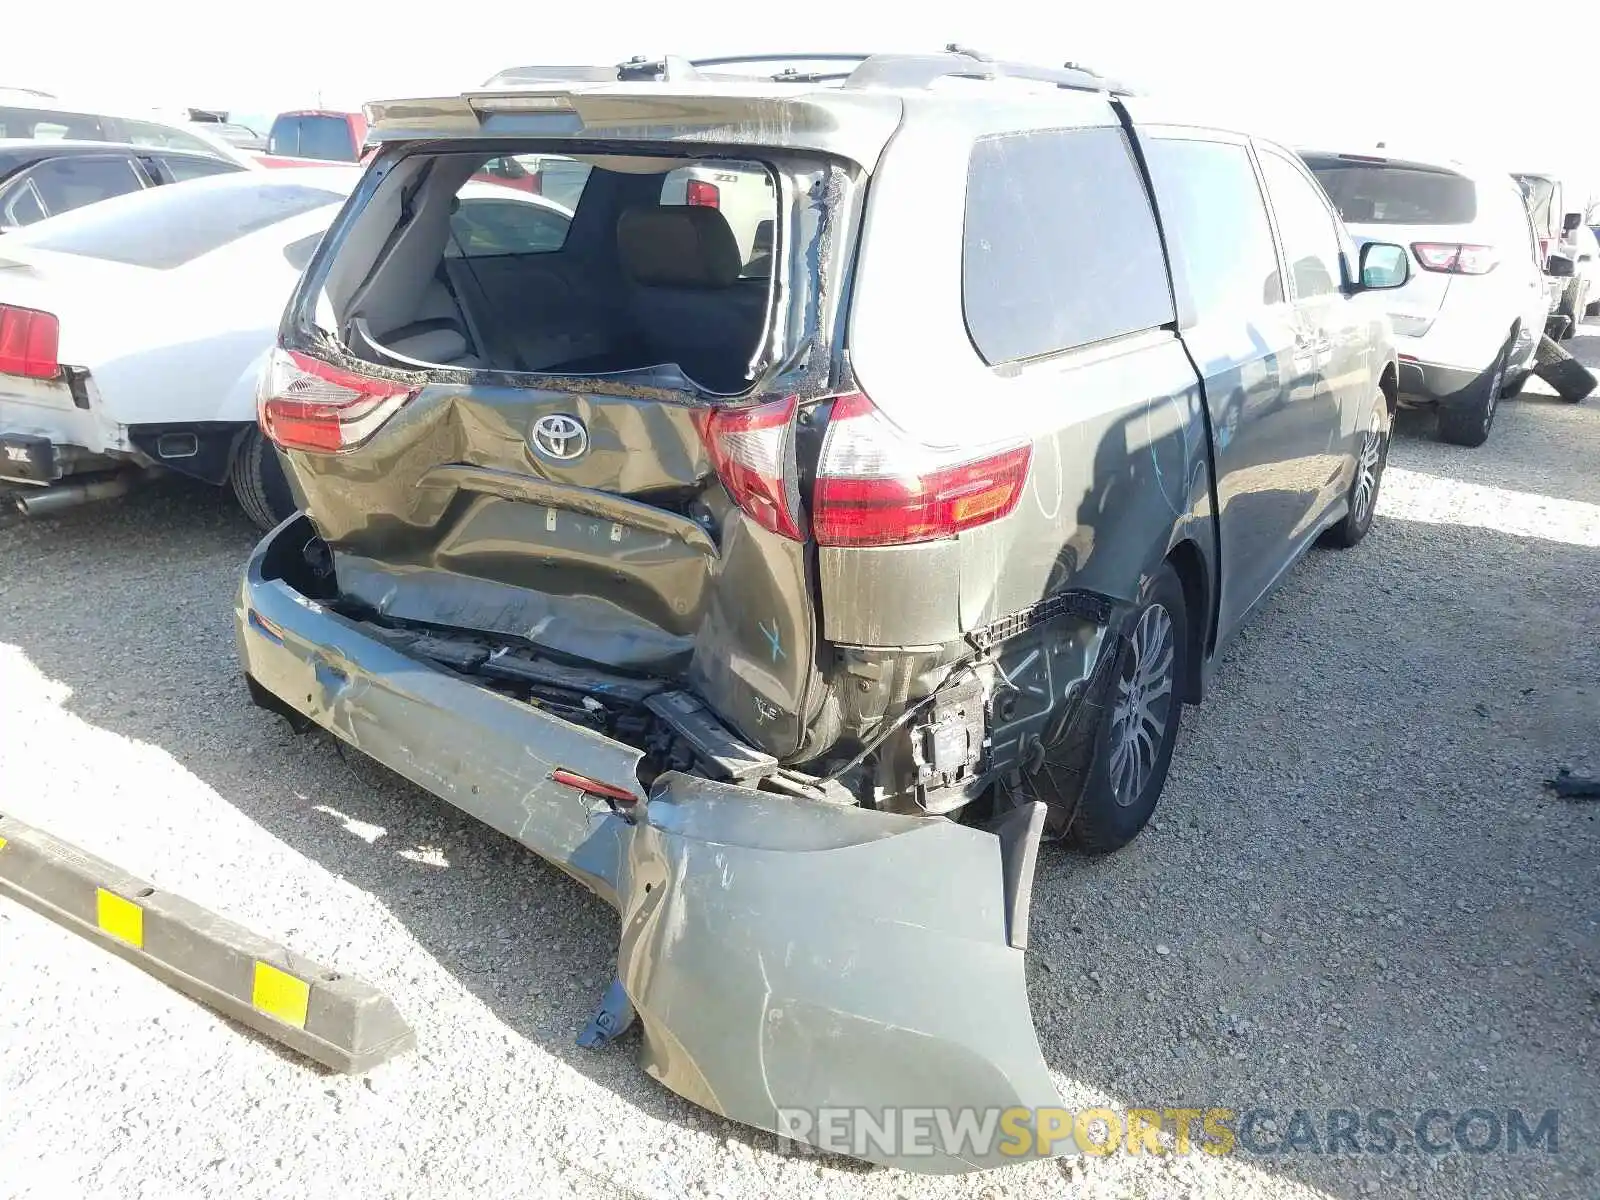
[1532,333,1598,403]
[229,426,297,531]
[1325,400,1388,548]
[1437,337,1509,448]
[1071,563,1188,854]
[1557,279,1588,340]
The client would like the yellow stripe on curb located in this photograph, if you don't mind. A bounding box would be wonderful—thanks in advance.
[252,961,311,1028]
[0,814,411,1072]
[95,888,144,949]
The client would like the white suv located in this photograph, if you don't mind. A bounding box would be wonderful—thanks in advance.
[1302,148,1549,446]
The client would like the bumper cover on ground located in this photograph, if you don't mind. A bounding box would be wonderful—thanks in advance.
[236,516,1068,1172]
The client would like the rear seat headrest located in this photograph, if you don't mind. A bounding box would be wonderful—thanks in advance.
[617,205,741,288]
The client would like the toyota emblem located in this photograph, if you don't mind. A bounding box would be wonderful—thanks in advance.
[530,413,588,461]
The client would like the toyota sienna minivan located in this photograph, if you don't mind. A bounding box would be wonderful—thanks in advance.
[234,51,1408,1172]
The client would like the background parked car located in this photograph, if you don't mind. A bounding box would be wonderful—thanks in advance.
[1513,170,1599,334]
[263,109,366,164]
[0,140,247,231]
[0,169,572,526]
[174,107,267,151]
[1550,212,1600,330]
[0,91,255,168]
[1304,147,1550,446]
[260,108,544,197]
[185,119,266,152]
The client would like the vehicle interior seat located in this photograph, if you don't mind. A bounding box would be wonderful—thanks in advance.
[743,219,775,280]
[376,278,482,368]
[615,204,768,393]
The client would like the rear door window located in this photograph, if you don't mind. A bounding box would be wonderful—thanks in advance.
[25,155,147,220]
[961,125,1174,365]
[1303,159,1477,225]
[1146,137,1284,323]
[157,154,241,183]
[447,196,574,257]
[1258,152,1346,299]
[2,180,46,228]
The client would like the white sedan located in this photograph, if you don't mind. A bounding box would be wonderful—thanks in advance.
[0,168,573,527]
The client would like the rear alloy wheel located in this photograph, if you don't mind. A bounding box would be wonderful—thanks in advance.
[1437,337,1509,448]
[229,426,298,531]
[1073,563,1188,854]
[1325,402,1388,548]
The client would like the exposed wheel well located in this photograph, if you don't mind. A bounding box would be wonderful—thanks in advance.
[1379,362,1398,416]
[1164,539,1208,704]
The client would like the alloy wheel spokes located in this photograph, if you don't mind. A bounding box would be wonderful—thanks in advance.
[1109,602,1175,807]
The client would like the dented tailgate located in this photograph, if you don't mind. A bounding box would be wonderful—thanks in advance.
[284,379,820,759]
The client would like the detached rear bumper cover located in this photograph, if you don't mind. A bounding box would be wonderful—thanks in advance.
[236,516,1064,1173]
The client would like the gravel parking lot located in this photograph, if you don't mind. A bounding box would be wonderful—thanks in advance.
[3,330,1598,1200]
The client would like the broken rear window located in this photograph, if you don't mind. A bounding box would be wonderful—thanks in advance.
[357,152,779,393]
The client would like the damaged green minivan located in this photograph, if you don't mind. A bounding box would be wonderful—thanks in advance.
[235,50,1407,1172]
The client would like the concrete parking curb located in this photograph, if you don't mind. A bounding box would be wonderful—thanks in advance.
[0,813,413,1073]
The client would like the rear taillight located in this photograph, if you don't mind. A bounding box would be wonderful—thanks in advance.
[685,179,721,208]
[1538,237,1550,261]
[1412,243,1498,275]
[528,170,543,196]
[811,393,1032,548]
[0,304,60,379]
[694,394,804,540]
[258,347,417,453]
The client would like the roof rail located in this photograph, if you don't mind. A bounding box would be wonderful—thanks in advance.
[842,46,1133,96]
[480,48,1133,96]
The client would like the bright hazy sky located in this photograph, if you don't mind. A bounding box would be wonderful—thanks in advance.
[12,0,1595,192]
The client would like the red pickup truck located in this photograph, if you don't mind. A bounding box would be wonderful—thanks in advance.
[259,109,538,192]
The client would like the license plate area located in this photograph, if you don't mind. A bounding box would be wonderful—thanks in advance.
[0,435,59,484]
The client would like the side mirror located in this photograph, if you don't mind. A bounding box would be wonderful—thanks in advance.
[1357,241,1409,290]
[1547,255,1575,278]
[1562,211,1582,233]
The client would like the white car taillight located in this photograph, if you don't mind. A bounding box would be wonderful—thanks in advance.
[0,304,60,380]
[811,392,1032,548]
[258,347,417,453]
[1411,243,1498,276]
[685,179,721,208]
